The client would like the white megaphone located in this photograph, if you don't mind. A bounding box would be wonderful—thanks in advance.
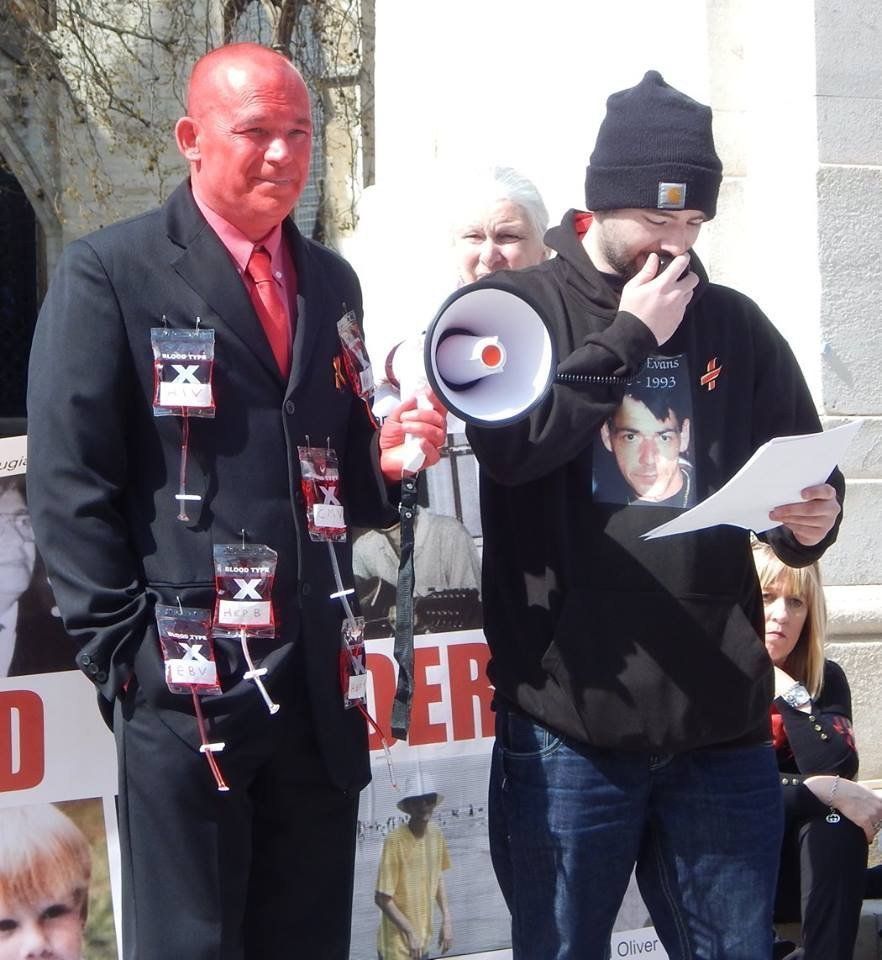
[424,282,556,428]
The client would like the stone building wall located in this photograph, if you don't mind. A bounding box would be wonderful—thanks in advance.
[812,0,882,778]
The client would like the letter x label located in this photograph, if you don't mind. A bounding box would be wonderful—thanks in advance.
[320,484,341,505]
[233,578,262,600]
[181,643,208,662]
[171,364,200,383]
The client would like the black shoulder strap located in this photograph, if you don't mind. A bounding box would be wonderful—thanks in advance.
[390,475,418,740]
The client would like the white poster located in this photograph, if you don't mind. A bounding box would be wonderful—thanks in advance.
[351,630,509,960]
[0,427,121,959]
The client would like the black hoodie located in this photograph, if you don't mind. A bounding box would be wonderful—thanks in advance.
[467,210,844,753]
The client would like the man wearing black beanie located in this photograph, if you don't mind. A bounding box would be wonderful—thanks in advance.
[465,71,844,959]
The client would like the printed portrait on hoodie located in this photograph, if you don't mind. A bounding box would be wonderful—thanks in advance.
[593,355,696,509]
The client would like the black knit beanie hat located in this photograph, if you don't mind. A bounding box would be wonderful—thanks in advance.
[585,70,722,219]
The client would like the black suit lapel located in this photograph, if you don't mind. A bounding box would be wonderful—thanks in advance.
[286,221,329,394]
[163,183,284,383]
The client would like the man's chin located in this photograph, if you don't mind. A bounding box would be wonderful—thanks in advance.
[0,572,29,599]
[629,478,658,499]
[622,259,644,281]
[237,197,300,238]
[635,481,683,502]
[256,179,300,198]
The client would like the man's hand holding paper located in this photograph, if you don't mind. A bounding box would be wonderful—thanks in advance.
[769,482,841,546]
[643,420,859,540]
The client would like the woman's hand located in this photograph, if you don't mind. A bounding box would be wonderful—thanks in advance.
[772,665,798,699]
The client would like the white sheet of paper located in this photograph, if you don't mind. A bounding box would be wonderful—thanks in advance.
[642,420,861,540]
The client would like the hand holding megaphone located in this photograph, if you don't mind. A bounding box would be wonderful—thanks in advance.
[386,328,507,468]
[377,387,448,481]
[386,328,506,467]
[388,336,435,472]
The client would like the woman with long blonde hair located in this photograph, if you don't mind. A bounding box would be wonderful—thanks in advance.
[753,541,882,960]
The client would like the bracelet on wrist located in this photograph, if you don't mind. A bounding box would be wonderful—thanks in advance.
[826,775,841,824]
[828,775,840,806]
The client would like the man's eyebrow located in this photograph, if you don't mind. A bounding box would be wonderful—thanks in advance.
[611,424,679,435]
[646,211,705,223]
[234,113,312,128]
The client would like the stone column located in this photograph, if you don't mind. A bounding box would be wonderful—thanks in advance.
[814,0,882,778]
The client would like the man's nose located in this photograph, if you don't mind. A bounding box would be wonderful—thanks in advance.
[660,226,691,257]
[264,136,291,163]
[638,438,657,464]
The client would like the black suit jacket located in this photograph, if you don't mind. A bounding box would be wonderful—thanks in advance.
[8,559,78,676]
[26,182,395,790]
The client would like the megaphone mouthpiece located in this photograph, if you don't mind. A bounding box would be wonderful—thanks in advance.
[435,332,507,387]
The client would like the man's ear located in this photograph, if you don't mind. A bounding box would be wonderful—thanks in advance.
[175,116,201,161]
[600,421,613,453]
[680,418,691,453]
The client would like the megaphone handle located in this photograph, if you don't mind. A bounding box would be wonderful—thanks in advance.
[401,391,431,473]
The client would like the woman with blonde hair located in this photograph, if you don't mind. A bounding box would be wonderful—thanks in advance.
[752,541,882,960]
[0,803,91,960]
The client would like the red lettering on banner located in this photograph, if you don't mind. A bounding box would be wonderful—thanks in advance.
[366,652,396,751]
[365,641,494,751]
[448,643,493,741]
[0,690,45,791]
[409,646,446,745]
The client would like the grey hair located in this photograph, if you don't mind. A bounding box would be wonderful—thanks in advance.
[450,165,549,248]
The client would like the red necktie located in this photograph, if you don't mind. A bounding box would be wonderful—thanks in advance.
[246,246,291,377]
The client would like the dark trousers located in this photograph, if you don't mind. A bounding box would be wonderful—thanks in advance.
[115,687,359,959]
[775,809,868,960]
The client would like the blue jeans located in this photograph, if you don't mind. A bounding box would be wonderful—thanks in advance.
[489,701,783,960]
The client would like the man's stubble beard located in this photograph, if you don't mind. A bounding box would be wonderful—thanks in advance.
[597,232,642,280]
